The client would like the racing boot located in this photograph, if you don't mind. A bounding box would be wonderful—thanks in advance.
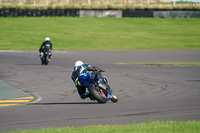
[80,92,90,99]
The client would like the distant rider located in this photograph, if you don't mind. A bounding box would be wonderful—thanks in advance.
[71,60,102,99]
[39,37,53,59]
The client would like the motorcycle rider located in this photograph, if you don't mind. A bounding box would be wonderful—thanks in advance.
[39,37,53,59]
[71,60,102,99]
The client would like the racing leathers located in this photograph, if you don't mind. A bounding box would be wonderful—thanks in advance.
[39,40,53,59]
[71,64,101,99]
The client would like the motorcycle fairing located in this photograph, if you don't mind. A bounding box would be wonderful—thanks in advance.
[78,73,93,87]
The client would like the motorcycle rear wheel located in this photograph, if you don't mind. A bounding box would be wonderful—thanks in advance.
[88,84,107,103]
[45,55,49,65]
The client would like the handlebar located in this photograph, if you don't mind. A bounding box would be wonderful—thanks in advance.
[101,70,105,72]
[98,69,105,72]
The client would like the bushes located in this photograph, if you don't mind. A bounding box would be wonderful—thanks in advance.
[0,8,79,17]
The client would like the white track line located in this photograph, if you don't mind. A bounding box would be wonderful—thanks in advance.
[0,50,68,54]
[53,51,68,54]
[0,50,23,53]
[30,92,42,104]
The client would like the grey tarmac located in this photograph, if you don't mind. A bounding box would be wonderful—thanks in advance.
[0,50,200,132]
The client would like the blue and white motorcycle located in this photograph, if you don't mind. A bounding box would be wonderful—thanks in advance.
[78,70,118,104]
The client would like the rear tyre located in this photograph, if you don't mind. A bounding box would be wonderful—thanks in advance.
[45,55,49,65]
[88,84,107,103]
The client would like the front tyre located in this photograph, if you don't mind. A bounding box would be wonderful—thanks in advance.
[88,84,107,104]
[110,93,118,103]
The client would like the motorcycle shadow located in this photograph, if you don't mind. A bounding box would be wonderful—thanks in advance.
[32,102,99,105]
[16,63,42,66]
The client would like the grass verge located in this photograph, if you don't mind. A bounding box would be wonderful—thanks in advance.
[115,62,200,66]
[3,121,200,133]
[0,17,200,50]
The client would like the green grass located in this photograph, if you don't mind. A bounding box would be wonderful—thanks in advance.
[0,17,200,50]
[115,62,200,66]
[3,121,200,133]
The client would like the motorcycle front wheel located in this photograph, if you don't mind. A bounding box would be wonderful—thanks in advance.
[110,93,118,103]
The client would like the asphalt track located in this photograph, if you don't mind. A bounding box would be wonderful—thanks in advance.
[0,50,200,132]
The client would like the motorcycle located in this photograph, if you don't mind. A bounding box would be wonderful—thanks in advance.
[40,44,51,65]
[77,70,118,103]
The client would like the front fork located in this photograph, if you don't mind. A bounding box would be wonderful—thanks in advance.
[106,85,113,99]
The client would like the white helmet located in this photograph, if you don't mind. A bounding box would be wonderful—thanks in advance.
[75,60,84,67]
[45,37,50,41]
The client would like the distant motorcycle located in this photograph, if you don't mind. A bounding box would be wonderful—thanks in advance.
[78,69,118,103]
[40,44,51,65]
